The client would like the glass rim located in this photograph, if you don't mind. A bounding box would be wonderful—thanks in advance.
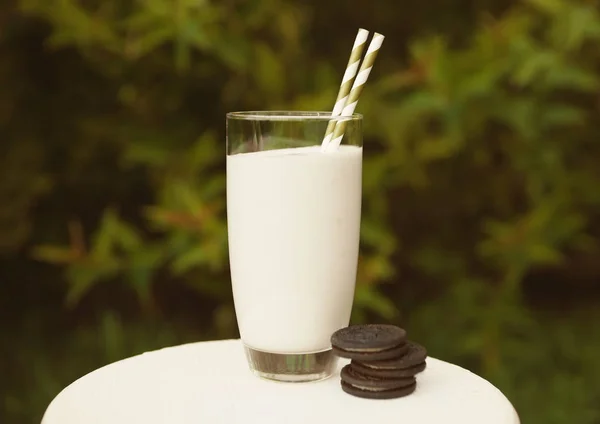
[226,111,363,121]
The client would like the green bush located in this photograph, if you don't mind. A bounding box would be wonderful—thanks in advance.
[2,0,600,423]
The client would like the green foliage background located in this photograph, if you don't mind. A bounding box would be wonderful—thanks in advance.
[2,0,600,422]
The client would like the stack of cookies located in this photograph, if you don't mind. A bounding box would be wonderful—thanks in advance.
[330,324,427,399]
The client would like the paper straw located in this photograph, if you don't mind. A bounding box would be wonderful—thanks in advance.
[321,28,370,150]
[325,32,385,152]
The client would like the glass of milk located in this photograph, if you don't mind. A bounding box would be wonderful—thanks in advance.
[226,111,363,382]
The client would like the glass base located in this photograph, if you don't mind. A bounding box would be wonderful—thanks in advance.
[244,345,337,383]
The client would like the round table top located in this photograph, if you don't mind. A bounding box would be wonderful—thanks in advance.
[42,339,520,424]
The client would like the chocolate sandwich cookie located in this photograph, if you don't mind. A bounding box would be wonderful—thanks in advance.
[351,360,426,379]
[341,380,417,400]
[340,365,416,399]
[355,339,427,367]
[341,364,415,390]
[331,325,407,361]
[333,341,409,361]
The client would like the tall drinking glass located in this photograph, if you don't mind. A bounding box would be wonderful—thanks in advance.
[226,111,363,382]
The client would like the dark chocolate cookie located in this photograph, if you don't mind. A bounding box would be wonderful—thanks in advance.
[333,341,409,361]
[341,380,417,400]
[331,325,407,360]
[351,360,427,379]
[341,364,415,389]
[356,341,427,370]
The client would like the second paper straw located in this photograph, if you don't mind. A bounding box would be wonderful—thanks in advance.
[325,32,385,152]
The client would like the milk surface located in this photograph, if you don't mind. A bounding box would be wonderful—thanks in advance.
[227,145,362,353]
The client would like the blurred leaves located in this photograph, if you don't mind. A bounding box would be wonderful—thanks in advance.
[0,142,52,253]
[479,201,588,270]
[352,283,397,323]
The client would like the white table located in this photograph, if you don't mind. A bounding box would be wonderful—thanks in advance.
[42,339,520,424]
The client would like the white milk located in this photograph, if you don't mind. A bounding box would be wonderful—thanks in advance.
[227,145,362,353]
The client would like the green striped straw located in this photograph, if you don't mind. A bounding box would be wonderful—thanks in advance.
[325,32,385,152]
[321,28,370,150]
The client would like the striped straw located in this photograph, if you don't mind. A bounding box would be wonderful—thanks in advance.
[321,28,370,150]
[325,32,385,152]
